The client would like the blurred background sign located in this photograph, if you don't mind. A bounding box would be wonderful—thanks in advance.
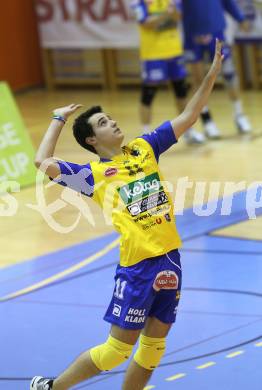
[35,0,138,48]
[0,82,36,188]
[35,0,262,49]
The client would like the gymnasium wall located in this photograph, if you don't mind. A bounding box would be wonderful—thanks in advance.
[0,0,43,91]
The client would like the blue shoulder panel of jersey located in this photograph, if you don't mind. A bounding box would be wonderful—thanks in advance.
[130,0,148,23]
[222,0,245,22]
[51,161,94,197]
[140,121,177,162]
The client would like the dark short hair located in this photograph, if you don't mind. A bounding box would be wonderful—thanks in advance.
[73,106,103,154]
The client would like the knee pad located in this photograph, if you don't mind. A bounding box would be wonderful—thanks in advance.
[141,84,157,106]
[134,334,166,371]
[90,335,133,371]
[171,79,188,99]
[222,55,239,88]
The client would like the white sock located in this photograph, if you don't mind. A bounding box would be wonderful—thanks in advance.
[201,106,209,114]
[184,127,194,137]
[142,124,151,133]
[233,100,243,117]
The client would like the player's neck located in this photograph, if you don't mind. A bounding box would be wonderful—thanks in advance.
[97,145,123,160]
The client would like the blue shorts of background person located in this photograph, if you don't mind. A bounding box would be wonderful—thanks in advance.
[184,30,231,63]
[141,56,187,84]
[104,249,182,330]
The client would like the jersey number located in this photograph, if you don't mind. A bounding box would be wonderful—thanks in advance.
[114,279,127,300]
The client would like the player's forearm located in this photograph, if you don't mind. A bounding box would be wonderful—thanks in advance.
[185,69,217,124]
[35,120,64,167]
[143,12,177,29]
[173,69,218,138]
[142,14,167,29]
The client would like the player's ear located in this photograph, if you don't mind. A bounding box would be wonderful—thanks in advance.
[85,136,97,146]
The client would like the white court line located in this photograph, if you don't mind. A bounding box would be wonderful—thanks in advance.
[166,373,186,381]
[226,350,244,358]
[196,361,216,370]
[0,238,120,302]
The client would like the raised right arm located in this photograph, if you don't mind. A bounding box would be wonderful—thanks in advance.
[34,104,82,179]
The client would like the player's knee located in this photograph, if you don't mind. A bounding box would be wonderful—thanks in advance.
[90,335,133,371]
[141,84,157,106]
[222,56,238,88]
[223,72,239,89]
[171,79,188,99]
[134,334,166,370]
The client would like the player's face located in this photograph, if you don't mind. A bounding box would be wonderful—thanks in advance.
[88,112,124,148]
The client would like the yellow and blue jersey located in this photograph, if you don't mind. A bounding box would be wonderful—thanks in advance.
[55,122,182,267]
[131,0,183,60]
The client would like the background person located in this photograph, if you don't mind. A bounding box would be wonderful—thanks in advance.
[132,0,205,144]
[181,0,252,138]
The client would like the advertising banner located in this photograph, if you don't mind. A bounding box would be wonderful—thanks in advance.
[35,0,139,48]
[36,0,262,49]
[0,82,36,188]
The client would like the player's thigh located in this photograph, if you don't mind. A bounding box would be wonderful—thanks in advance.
[143,316,172,338]
[111,324,141,345]
[190,61,205,85]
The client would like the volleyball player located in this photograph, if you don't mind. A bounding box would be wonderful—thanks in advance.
[30,39,223,390]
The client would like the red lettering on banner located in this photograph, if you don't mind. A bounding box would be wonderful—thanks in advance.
[76,0,101,22]
[36,0,53,22]
[102,0,128,21]
[36,0,130,23]
[59,0,70,21]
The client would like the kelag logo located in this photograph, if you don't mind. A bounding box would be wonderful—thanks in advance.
[117,173,162,205]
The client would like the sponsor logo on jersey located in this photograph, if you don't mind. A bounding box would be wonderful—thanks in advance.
[104,167,118,177]
[125,163,144,176]
[153,270,179,291]
[142,220,158,230]
[128,203,141,216]
[164,213,171,222]
[127,191,169,216]
[118,173,163,205]
[140,151,151,163]
[130,146,141,156]
[133,204,171,222]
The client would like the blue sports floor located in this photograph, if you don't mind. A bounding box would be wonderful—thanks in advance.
[1,190,262,390]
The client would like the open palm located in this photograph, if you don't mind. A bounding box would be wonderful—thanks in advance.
[53,104,83,120]
[211,39,224,75]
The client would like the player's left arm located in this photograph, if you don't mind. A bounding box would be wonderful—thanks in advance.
[171,39,224,139]
[222,0,250,31]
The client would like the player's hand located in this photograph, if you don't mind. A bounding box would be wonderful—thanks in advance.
[210,39,224,75]
[53,104,83,120]
[167,1,181,21]
[239,20,251,33]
